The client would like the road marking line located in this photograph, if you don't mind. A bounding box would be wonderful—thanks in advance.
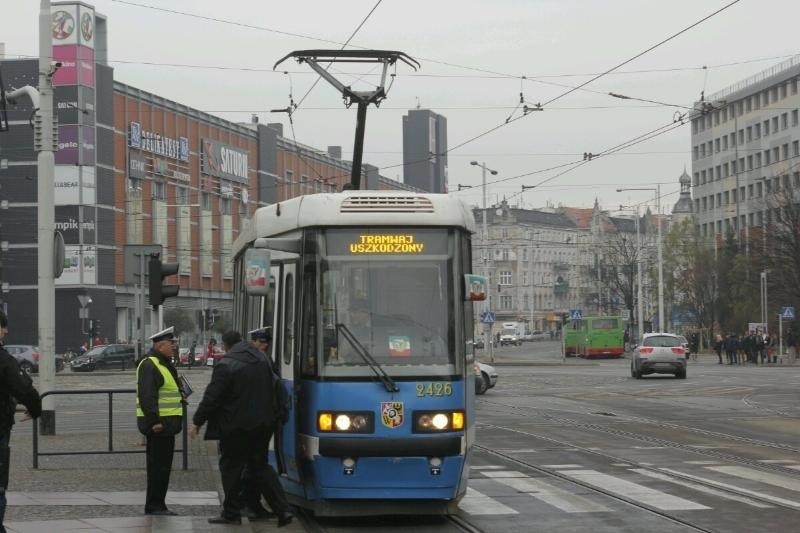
[631,469,772,508]
[481,470,527,478]
[471,465,505,470]
[458,487,519,515]
[560,469,710,510]
[612,463,632,467]
[660,468,800,510]
[541,464,582,469]
[483,471,610,513]
[707,466,800,493]
[684,461,722,465]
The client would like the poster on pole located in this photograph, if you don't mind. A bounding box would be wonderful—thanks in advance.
[748,322,768,336]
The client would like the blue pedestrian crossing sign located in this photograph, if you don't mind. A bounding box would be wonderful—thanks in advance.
[569,308,583,320]
[480,311,496,324]
[780,306,795,321]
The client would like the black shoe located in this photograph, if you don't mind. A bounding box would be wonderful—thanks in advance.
[277,512,293,527]
[146,509,178,516]
[249,511,276,522]
[208,515,242,525]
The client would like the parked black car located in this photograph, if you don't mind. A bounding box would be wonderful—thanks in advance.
[70,344,136,372]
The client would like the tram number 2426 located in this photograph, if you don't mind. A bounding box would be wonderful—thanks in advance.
[416,382,453,397]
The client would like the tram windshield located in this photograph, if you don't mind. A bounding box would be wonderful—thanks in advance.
[307,228,460,378]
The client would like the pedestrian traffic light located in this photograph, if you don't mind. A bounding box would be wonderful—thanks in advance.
[148,254,180,307]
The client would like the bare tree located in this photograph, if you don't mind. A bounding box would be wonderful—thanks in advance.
[663,218,719,333]
[599,232,640,327]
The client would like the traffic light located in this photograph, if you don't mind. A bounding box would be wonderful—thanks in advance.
[148,254,180,307]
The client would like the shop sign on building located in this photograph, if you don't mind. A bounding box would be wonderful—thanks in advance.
[129,153,146,179]
[129,122,189,162]
[200,138,249,184]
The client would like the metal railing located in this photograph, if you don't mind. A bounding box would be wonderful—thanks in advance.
[32,389,189,470]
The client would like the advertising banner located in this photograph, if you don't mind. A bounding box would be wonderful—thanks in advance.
[56,125,79,164]
[54,166,96,205]
[201,138,249,184]
[51,3,94,48]
[52,45,94,87]
[56,245,96,286]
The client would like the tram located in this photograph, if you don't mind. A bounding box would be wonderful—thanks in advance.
[231,191,486,516]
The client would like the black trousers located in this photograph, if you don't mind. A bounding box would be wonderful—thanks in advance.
[219,425,291,519]
[145,433,175,512]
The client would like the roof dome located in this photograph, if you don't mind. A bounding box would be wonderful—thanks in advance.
[679,168,691,185]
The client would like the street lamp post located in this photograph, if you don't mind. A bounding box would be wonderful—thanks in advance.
[618,186,664,333]
[471,161,498,362]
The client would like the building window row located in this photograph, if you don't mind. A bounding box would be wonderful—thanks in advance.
[692,76,799,134]
[692,110,799,163]
[695,172,800,213]
[693,141,800,186]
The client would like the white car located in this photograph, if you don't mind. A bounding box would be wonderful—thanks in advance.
[631,332,687,379]
[474,361,498,394]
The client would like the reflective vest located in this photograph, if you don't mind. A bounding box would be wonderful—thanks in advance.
[136,356,182,418]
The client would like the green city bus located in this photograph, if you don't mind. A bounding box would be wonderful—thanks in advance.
[563,315,626,358]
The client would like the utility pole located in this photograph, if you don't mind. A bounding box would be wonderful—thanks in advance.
[656,184,664,332]
[37,0,57,435]
[5,3,58,433]
[472,161,498,362]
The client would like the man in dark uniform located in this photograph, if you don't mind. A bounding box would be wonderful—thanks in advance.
[136,326,183,516]
[191,330,293,527]
[0,311,42,533]
[237,327,293,522]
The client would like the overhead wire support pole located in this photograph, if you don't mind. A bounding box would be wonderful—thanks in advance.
[274,50,419,190]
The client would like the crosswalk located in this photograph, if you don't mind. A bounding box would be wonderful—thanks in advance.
[460,459,800,516]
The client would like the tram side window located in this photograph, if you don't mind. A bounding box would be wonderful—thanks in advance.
[301,261,318,375]
[283,273,294,365]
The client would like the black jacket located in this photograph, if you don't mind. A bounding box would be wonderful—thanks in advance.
[193,341,275,439]
[136,351,183,436]
[0,345,42,433]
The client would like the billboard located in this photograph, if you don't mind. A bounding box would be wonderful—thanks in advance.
[54,164,96,205]
[55,125,95,165]
[56,245,96,285]
[51,3,94,48]
[201,138,249,184]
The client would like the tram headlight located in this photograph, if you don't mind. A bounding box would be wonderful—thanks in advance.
[317,411,374,433]
[334,414,351,431]
[413,410,466,433]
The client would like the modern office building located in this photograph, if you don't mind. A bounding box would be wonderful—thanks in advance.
[690,55,800,242]
[0,1,416,351]
[402,108,448,193]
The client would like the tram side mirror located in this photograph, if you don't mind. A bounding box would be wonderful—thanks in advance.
[464,274,487,301]
[244,248,271,295]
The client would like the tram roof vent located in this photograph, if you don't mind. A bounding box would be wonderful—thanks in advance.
[340,195,435,213]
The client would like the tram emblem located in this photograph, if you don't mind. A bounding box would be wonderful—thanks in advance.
[380,401,404,428]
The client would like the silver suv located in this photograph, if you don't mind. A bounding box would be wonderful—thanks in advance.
[4,345,65,375]
[631,333,687,379]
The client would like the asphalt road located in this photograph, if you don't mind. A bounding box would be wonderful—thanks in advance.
[35,347,800,532]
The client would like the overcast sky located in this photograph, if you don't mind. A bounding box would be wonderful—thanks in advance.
[3,0,799,212]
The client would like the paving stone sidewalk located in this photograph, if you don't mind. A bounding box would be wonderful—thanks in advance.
[2,391,304,531]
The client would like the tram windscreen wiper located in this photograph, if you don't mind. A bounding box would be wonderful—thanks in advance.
[336,324,399,392]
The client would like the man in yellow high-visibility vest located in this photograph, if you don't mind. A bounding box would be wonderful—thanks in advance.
[136,326,183,516]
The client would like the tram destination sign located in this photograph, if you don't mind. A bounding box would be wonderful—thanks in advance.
[326,229,448,256]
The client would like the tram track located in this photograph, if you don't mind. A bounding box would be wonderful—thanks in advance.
[479,398,800,476]
[475,404,800,516]
[474,442,717,533]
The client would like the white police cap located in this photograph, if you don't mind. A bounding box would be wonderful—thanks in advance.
[149,326,176,343]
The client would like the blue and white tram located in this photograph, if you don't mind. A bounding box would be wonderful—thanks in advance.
[231,191,486,516]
